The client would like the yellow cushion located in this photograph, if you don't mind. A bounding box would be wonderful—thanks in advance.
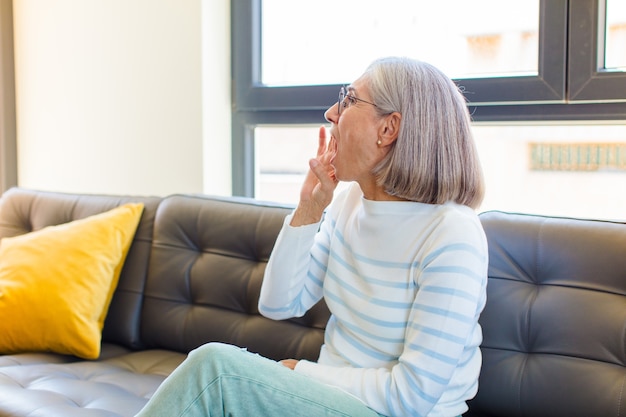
[0,203,144,359]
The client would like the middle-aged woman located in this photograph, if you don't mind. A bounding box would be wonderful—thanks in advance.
[136,56,488,417]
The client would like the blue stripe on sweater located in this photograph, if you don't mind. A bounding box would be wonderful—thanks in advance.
[306,270,324,288]
[408,344,458,365]
[423,242,486,265]
[409,323,467,345]
[329,250,418,289]
[421,285,479,302]
[412,303,474,324]
[338,317,405,344]
[423,265,484,283]
[259,298,299,314]
[402,360,450,385]
[325,267,413,309]
[333,322,394,362]
[388,373,438,416]
[324,291,407,328]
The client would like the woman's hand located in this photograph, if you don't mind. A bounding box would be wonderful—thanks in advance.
[280,359,299,370]
[290,126,338,226]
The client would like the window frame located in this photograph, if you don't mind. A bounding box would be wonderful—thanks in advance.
[568,0,626,101]
[231,0,626,196]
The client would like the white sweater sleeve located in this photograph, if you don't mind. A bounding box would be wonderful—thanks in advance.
[258,213,327,319]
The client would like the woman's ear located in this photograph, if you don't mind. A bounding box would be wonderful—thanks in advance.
[378,112,401,146]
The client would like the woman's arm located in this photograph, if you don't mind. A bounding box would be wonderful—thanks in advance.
[259,126,338,319]
[258,215,325,319]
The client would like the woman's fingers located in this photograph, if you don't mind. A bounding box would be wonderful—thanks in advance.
[316,126,327,158]
[290,127,337,226]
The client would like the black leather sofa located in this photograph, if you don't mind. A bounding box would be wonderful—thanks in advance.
[0,187,624,417]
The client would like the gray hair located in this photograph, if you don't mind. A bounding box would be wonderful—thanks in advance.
[364,57,484,209]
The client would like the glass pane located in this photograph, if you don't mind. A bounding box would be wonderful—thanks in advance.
[254,126,351,203]
[261,0,539,86]
[254,126,316,203]
[605,0,626,70]
[255,123,626,221]
[474,123,626,221]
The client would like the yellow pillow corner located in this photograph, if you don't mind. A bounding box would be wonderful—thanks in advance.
[0,202,144,360]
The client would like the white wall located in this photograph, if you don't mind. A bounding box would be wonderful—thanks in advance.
[12,0,231,197]
[201,0,231,196]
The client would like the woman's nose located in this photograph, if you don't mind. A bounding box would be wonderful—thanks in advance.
[324,103,339,123]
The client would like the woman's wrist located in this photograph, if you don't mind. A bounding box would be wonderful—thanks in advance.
[290,203,324,226]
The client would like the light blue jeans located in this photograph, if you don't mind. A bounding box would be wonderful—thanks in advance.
[135,342,385,417]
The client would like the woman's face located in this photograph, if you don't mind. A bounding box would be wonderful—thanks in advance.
[324,77,386,185]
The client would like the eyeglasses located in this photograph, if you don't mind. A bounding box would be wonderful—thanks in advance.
[338,86,378,116]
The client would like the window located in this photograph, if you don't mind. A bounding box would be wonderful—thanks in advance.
[232,0,626,220]
[233,0,569,112]
[254,123,626,221]
[605,0,626,70]
[261,0,540,85]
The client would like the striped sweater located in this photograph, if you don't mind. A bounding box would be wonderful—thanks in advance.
[259,183,488,417]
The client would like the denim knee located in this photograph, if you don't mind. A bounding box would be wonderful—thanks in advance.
[186,342,248,371]
[189,342,236,359]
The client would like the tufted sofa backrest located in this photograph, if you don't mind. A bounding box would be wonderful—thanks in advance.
[468,211,626,417]
[0,189,330,361]
[0,187,162,349]
[140,194,330,361]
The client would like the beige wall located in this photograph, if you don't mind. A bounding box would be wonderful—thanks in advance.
[12,0,231,196]
[0,0,17,194]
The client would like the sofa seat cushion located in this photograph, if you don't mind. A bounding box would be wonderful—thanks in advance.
[0,344,134,368]
[0,348,185,417]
